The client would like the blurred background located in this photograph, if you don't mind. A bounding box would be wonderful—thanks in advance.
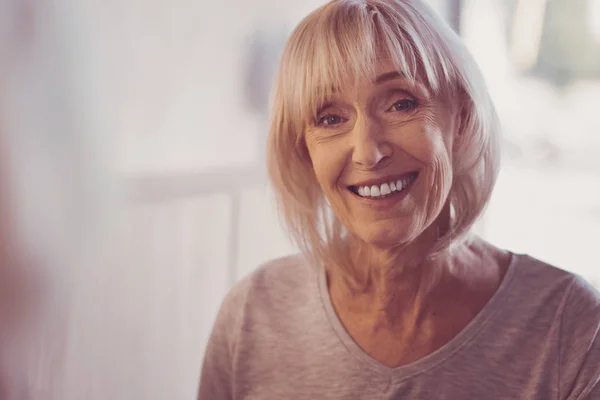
[1,0,599,398]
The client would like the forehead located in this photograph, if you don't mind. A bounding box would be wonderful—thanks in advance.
[281,0,458,125]
[317,57,431,103]
[342,57,404,87]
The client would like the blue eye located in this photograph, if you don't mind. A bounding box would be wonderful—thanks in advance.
[390,99,416,112]
[317,115,343,126]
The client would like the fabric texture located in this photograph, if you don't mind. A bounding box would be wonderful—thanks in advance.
[198,252,600,399]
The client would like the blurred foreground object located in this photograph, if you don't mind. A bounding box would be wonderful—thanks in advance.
[0,0,122,397]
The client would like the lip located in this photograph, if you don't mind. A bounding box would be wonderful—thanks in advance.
[347,171,419,210]
[347,171,419,189]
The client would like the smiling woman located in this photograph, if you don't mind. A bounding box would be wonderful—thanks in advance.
[303,58,460,252]
[267,1,500,281]
[197,1,600,399]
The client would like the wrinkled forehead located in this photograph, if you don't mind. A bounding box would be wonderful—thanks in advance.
[279,0,458,129]
[320,57,432,97]
[298,52,433,122]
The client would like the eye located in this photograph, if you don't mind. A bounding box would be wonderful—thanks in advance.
[388,98,417,113]
[316,114,344,127]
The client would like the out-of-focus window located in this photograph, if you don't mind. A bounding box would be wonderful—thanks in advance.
[462,0,600,287]
[117,0,599,288]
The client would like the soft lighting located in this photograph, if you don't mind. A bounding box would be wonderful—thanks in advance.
[590,0,600,42]
[509,0,548,70]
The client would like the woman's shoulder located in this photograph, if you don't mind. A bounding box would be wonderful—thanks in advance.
[234,253,314,292]
[507,252,600,319]
[510,254,600,397]
[511,253,598,293]
[219,254,319,316]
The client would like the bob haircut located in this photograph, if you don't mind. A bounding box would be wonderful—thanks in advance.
[267,0,501,279]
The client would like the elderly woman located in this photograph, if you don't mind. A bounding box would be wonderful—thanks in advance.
[198,0,600,398]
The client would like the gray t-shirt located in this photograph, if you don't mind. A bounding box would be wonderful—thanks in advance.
[198,253,600,399]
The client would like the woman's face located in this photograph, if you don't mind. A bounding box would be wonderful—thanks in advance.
[305,59,458,248]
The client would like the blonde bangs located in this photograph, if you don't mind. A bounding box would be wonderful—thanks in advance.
[279,0,459,133]
[268,0,502,276]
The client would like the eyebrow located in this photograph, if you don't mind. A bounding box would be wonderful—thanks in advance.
[374,71,406,84]
[315,102,333,116]
[313,71,410,116]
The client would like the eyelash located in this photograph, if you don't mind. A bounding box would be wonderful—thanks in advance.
[315,114,345,127]
[314,96,418,127]
[387,98,418,113]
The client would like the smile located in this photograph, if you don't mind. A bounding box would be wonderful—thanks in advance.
[348,172,418,199]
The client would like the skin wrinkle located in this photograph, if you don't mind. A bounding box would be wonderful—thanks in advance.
[301,56,507,367]
[260,1,508,374]
[311,86,446,249]
[308,64,452,259]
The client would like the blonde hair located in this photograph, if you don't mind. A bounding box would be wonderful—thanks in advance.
[267,0,501,277]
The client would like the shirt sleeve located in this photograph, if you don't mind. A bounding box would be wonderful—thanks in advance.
[559,276,600,400]
[197,278,250,400]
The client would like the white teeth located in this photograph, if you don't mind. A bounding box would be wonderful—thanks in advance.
[380,183,391,195]
[355,174,416,198]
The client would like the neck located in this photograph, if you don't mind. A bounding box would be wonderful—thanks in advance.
[332,254,447,326]
[328,233,505,331]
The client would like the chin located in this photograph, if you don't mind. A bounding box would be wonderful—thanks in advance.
[356,220,416,249]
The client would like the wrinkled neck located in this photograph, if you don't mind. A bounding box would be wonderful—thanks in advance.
[326,200,461,328]
[332,236,452,325]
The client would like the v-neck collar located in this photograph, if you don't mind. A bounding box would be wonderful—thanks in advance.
[318,252,519,382]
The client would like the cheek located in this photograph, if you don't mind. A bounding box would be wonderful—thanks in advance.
[306,139,347,192]
[402,124,452,172]
[422,134,453,217]
[401,124,453,206]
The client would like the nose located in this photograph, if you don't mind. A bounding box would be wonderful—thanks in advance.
[351,117,392,169]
